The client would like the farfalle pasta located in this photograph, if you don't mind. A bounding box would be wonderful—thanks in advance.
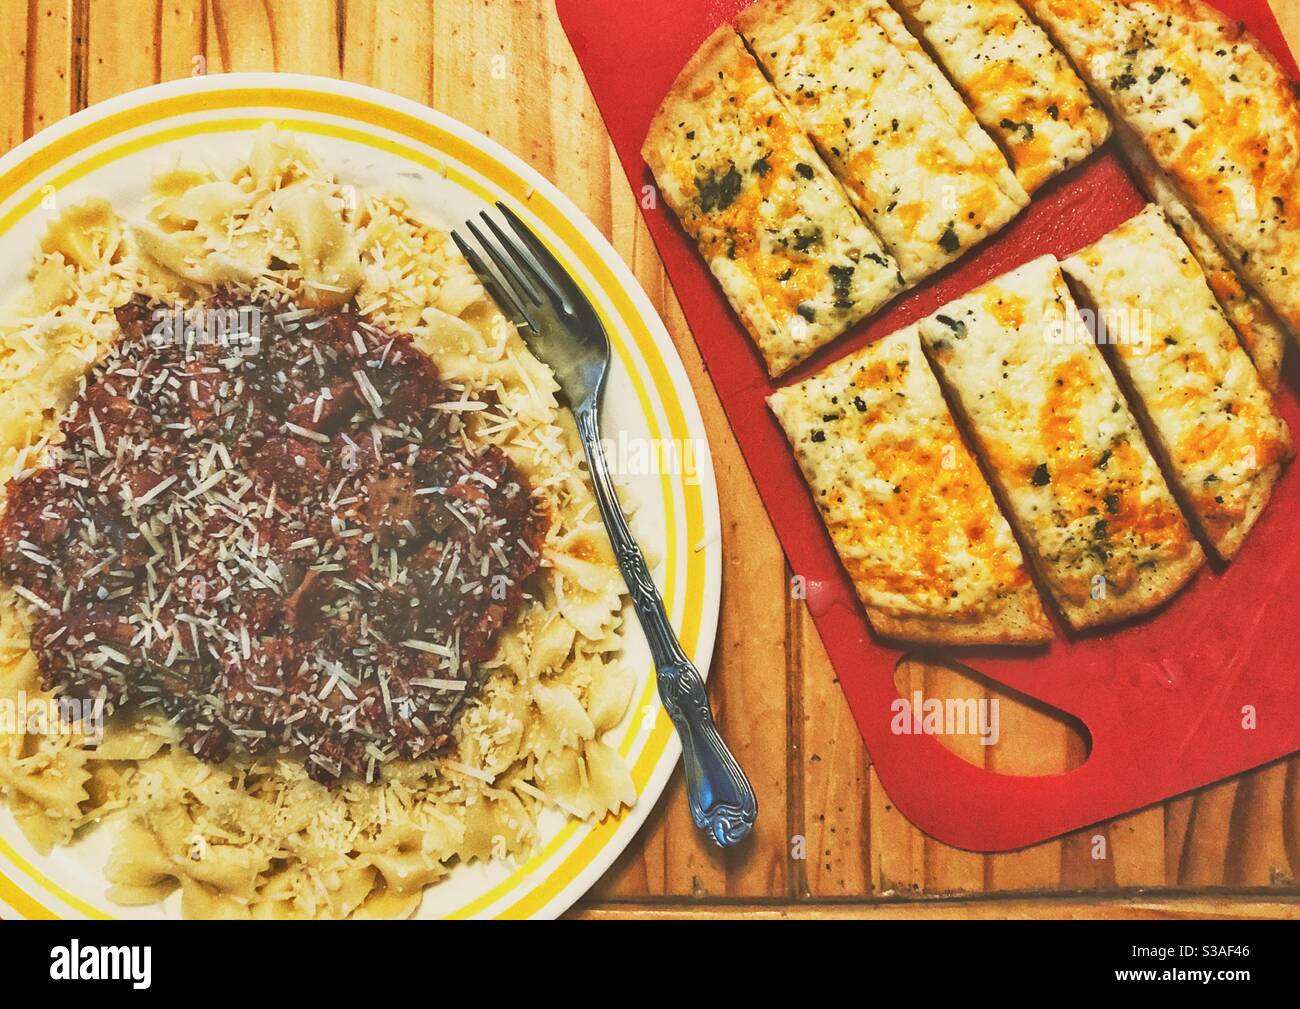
[0,127,638,918]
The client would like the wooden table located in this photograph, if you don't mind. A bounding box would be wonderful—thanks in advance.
[3,0,1300,920]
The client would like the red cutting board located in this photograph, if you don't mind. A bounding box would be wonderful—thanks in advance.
[557,0,1300,851]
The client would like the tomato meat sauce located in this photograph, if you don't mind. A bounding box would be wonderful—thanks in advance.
[0,295,548,782]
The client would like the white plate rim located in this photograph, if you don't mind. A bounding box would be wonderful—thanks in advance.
[0,72,723,921]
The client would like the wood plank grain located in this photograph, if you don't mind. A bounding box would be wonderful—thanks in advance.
[1110,806,1167,888]
[0,3,30,151]
[429,0,532,166]
[573,896,1300,919]
[342,0,434,104]
[1164,792,1197,884]
[85,0,160,103]
[1277,0,1300,55]
[11,0,79,140]
[869,758,925,895]
[1226,762,1293,886]
[796,606,872,896]
[1284,759,1300,879]
[918,662,988,895]
[206,0,340,76]
[1180,779,1239,886]
[159,2,207,81]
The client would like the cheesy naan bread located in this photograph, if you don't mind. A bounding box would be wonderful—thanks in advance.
[643,25,904,376]
[769,324,1052,644]
[918,256,1204,629]
[1113,125,1288,389]
[1062,205,1294,559]
[737,0,1030,284]
[1023,0,1300,342]
[891,0,1111,193]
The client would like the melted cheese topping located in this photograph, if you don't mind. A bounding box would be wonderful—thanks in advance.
[644,27,903,376]
[1114,124,1288,388]
[919,256,1196,609]
[768,325,1039,621]
[1062,205,1293,552]
[738,0,1029,283]
[1025,0,1300,337]
[895,0,1110,193]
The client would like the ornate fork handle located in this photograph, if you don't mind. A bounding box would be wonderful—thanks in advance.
[576,406,757,848]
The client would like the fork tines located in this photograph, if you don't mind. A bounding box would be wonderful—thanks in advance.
[452,203,574,330]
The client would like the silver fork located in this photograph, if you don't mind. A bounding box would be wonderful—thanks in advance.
[453,203,756,848]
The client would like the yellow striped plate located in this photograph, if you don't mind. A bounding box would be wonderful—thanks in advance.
[0,73,721,921]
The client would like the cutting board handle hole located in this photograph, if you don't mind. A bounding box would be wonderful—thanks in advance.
[893,655,1092,776]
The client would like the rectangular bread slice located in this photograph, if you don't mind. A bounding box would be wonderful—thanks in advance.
[891,0,1111,193]
[642,25,904,377]
[917,255,1204,629]
[1061,205,1294,559]
[737,0,1030,284]
[1113,123,1287,389]
[1022,0,1300,343]
[768,323,1052,645]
